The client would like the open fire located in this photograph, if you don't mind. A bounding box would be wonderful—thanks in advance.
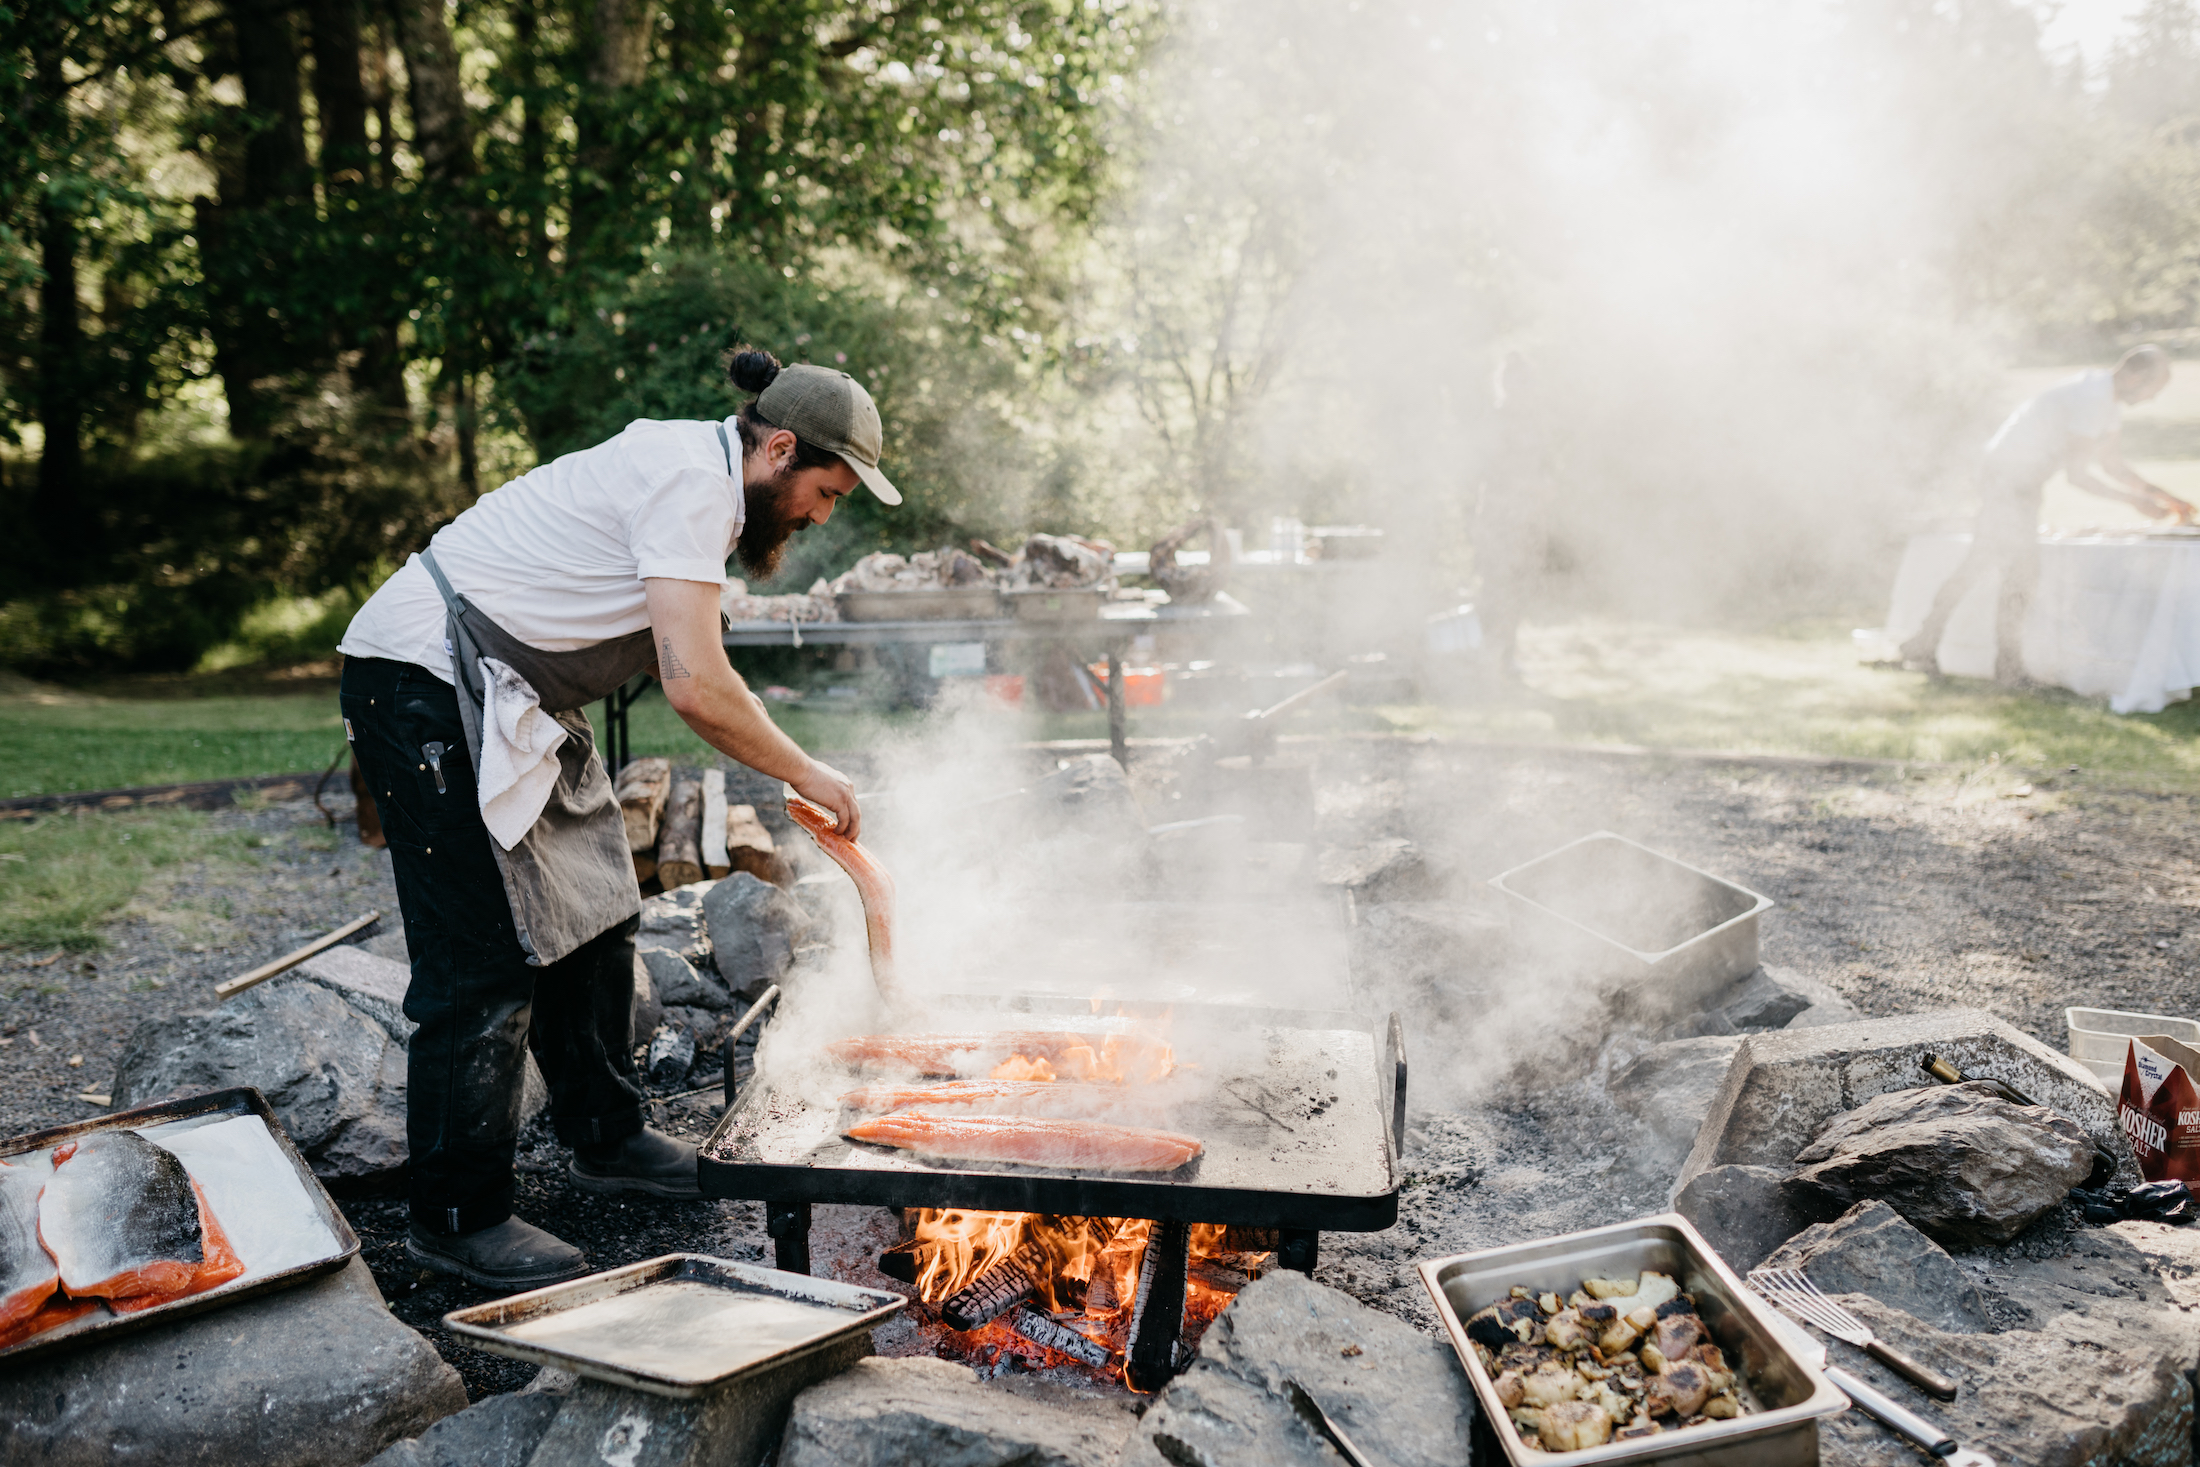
[882,1208,1277,1387]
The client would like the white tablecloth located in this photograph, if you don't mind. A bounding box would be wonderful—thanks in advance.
[1882,532,2200,713]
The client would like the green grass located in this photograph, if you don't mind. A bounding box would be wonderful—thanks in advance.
[0,810,261,951]
[0,690,348,798]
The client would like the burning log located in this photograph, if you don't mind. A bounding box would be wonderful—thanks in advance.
[1217,1226,1280,1253]
[657,777,704,888]
[1007,1308,1111,1368]
[940,1243,1045,1331]
[878,1240,922,1287]
[1127,1219,1191,1392]
[1187,1258,1251,1295]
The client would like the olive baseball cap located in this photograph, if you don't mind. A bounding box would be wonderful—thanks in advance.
[755,364,901,505]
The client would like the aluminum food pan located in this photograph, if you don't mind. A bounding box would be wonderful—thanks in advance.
[443,1253,906,1399]
[1002,587,1109,621]
[835,588,1003,622]
[1490,832,1773,1018]
[2067,1006,2200,1085]
[0,1087,360,1364]
[1419,1213,1847,1466]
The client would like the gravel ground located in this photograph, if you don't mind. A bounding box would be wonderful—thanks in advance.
[3,739,2192,1399]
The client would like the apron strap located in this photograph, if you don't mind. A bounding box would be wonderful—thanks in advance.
[715,422,735,476]
[419,547,463,613]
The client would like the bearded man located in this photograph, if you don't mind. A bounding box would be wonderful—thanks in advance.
[335,349,894,1288]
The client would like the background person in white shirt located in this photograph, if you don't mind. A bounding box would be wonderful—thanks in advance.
[336,349,892,1289]
[1902,345,2186,682]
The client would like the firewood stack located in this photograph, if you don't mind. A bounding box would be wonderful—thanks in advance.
[656,777,705,888]
[615,757,672,883]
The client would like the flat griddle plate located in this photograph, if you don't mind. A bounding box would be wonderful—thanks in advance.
[699,1000,1399,1230]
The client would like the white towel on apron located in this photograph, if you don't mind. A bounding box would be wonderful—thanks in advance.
[477,656,568,850]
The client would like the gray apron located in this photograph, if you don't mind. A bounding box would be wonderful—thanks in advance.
[419,548,657,967]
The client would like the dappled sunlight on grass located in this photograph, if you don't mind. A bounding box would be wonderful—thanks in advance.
[1385,617,2200,787]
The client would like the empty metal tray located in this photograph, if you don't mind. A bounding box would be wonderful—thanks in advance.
[1491,832,1772,1016]
[443,1253,905,1399]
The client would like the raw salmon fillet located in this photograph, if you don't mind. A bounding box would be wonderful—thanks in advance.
[0,1294,99,1352]
[0,1162,58,1334]
[107,1180,244,1312]
[786,794,900,1004]
[845,1112,1203,1172]
[839,1080,1160,1122]
[828,1031,1176,1082]
[38,1131,204,1301]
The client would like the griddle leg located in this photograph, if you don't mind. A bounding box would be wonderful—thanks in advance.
[768,1201,812,1275]
[1278,1228,1318,1276]
[1106,648,1128,771]
[1126,1218,1191,1392]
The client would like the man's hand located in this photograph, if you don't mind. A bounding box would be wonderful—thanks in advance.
[643,577,864,838]
[2154,489,2198,525]
[791,759,861,841]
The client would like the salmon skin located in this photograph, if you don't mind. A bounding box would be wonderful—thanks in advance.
[827,1031,1176,1082]
[838,1080,1161,1122]
[108,1180,244,1313]
[0,1163,57,1335]
[38,1132,203,1300]
[845,1111,1203,1173]
[786,794,899,1005]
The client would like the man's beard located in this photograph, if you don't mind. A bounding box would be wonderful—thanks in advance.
[736,473,809,579]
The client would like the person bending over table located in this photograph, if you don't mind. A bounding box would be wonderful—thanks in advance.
[1902,345,2188,683]
[335,349,894,1289]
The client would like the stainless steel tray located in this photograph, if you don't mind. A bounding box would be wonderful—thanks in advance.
[0,1086,361,1364]
[1490,832,1772,1018]
[1002,586,1109,620]
[1419,1213,1846,1466]
[443,1253,906,1399]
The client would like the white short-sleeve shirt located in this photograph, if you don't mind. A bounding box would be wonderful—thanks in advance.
[1982,369,2120,485]
[338,417,745,683]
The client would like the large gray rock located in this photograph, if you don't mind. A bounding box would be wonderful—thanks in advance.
[0,1256,463,1466]
[701,871,813,999]
[1784,1082,2094,1246]
[780,1357,1134,1467]
[637,883,713,968]
[1673,1164,1814,1273]
[1125,1270,1476,1467]
[1716,965,1858,1030]
[1610,1034,1745,1153]
[362,1393,562,1467]
[110,983,408,1187]
[357,929,410,965]
[640,947,731,1012]
[1035,752,1149,840]
[1815,1289,2192,1467]
[630,953,665,1039]
[295,944,415,1041]
[1764,1201,1992,1332]
[1676,1008,2132,1199]
[1318,837,1438,905]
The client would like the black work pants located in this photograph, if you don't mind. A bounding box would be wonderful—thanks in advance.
[340,657,643,1235]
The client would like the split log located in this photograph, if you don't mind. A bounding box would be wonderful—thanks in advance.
[615,756,672,853]
[701,769,730,878]
[656,776,705,889]
[1007,1308,1111,1368]
[941,1243,1045,1331]
[726,803,795,886]
[633,852,658,884]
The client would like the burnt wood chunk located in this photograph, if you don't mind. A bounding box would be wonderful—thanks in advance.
[1127,1219,1191,1392]
[1007,1307,1111,1368]
[1218,1225,1280,1253]
[878,1240,922,1287]
[941,1244,1044,1331]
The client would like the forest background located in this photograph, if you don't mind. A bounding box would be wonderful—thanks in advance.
[7,0,2200,675]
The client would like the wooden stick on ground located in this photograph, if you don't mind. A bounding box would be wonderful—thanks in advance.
[215,912,382,1001]
[656,776,704,889]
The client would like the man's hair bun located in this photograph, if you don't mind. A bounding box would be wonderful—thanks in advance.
[726,348,782,394]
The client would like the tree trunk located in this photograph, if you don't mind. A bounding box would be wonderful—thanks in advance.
[304,0,371,188]
[569,0,658,267]
[231,0,311,204]
[515,0,552,264]
[388,0,474,183]
[34,185,85,570]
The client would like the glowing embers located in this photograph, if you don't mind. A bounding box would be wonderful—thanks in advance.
[880,1209,1274,1389]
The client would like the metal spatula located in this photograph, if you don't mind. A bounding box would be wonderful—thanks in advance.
[1748,1267,1960,1401]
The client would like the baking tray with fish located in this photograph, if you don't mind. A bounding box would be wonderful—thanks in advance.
[442,1252,906,1398]
[1419,1213,1847,1466]
[0,1086,360,1363]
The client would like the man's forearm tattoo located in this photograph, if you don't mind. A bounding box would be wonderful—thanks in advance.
[661,636,692,679]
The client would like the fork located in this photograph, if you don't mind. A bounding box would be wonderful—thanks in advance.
[1748,1267,1960,1401]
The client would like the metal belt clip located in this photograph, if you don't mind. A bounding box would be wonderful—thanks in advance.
[422,742,447,794]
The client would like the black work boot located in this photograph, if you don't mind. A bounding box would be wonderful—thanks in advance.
[407,1217,587,1290]
[570,1126,701,1198]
